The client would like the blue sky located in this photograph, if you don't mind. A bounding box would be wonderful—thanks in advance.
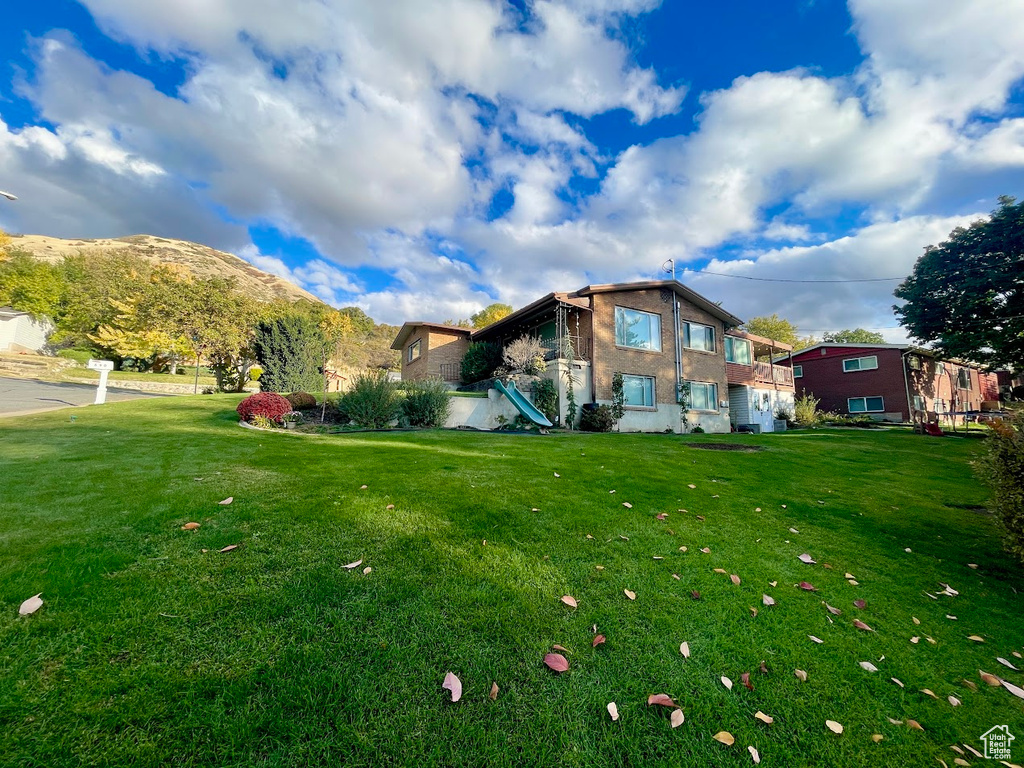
[1,1,1022,336]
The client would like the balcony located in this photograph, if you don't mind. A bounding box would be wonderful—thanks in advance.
[540,336,591,362]
[754,361,794,387]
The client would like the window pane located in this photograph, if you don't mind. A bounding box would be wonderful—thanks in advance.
[866,397,884,411]
[622,375,653,406]
[844,358,859,372]
[848,398,866,412]
[862,356,878,370]
[685,322,714,352]
[794,365,803,377]
[685,381,716,411]
[725,337,750,364]
[616,307,661,351]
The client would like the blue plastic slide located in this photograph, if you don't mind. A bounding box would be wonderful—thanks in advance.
[494,379,554,428]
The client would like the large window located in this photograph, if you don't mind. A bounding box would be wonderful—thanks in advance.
[407,339,422,362]
[913,395,927,411]
[848,396,884,413]
[724,336,751,365]
[842,355,878,373]
[683,321,715,352]
[684,381,718,412]
[793,364,803,378]
[956,368,972,389]
[621,374,655,407]
[615,307,662,352]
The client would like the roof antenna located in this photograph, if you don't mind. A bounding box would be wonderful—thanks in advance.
[662,259,676,281]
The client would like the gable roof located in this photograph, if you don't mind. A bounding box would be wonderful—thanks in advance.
[390,321,471,350]
[471,291,591,340]
[790,342,913,358]
[575,280,744,327]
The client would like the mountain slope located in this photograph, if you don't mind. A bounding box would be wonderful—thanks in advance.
[8,233,322,305]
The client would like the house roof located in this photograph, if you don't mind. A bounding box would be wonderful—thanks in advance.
[0,306,28,318]
[790,342,914,358]
[471,291,592,340]
[389,321,472,350]
[575,280,744,327]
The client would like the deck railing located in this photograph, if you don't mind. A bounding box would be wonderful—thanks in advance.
[754,361,794,387]
[540,336,591,361]
[439,362,461,382]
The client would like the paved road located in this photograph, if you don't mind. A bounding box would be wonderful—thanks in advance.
[0,376,166,417]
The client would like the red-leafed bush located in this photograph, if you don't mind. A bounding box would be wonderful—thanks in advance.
[236,392,292,423]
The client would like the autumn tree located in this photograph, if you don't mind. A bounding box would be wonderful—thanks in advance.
[895,196,1024,369]
[0,251,64,318]
[471,302,513,329]
[742,314,817,356]
[822,328,886,344]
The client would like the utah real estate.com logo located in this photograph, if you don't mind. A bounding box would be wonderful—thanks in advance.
[981,725,1015,761]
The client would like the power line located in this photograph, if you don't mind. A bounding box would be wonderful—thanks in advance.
[683,270,902,284]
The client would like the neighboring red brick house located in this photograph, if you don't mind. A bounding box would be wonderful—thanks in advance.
[789,343,999,423]
[391,280,797,433]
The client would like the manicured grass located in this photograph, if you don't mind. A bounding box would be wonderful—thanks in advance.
[64,367,219,386]
[1,398,1022,767]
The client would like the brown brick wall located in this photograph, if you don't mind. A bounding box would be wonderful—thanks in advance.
[400,328,469,381]
[590,289,728,406]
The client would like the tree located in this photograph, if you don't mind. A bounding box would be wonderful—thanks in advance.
[54,251,154,347]
[471,303,513,329]
[822,328,886,344]
[895,196,1024,369]
[253,313,327,393]
[742,314,799,346]
[0,252,63,318]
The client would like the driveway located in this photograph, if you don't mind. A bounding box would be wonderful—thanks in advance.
[0,376,167,417]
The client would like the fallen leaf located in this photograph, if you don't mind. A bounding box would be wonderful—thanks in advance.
[859,661,878,672]
[672,573,680,579]
[921,688,938,699]
[489,682,499,701]
[953,760,970,768]
[721,676,733,690]
[891,677,904,687]
[754,711,774,724]
[670,708,685,728]
[696,515,706,521]
[623,589,636,600]
[679,546,688,552]
[826,720,844,734]
[609,490,616,494]
[848,579,859,585]
[359,485,367,490]
[1014,651,1023,659]
[911,636,920,644]
[595,565,605,571]
[730,574,741,586]
[913,616,921,625]
[713,731,735,746]
[853,620,874,632]
[713,568,728,574]
[482,540,486,546]
[809,635,824,644]
[700,547,711,554]
[552,644,569,652]
[968,563,978,569]
[218,497,233,505]
[825,603,842,615]
[592,634,606,648]
[755,507,761,512]
[844,572,855,579]
[872,734,884,743]
[561,595,578,608]
[749,606,759,617]
[762,594,776,607]
[343,559,363,569]
[795,669,808,682]
[741,672,754,691]
[181,522,200,530]
[622,502,633,509]
[759,661,769,675]
[620,535,629,541]
[442,672,462,702]
[386,504,395,510]
[927,636,937,644]
[853,599,866,609]
[748,745,761,764]
[769,580,778,587]
[962,744,984,758]
[362,566,372,575]
[998,657,1021,671]
[798,553,816,564]
[219,544,239,553]
[948,695,960,706]
[691,590,701,600]
[790,527,799,533]
[531,508,540,512]
[544,653,569,673]
[647,694,676,707]
[907,719,924,731]
[687,484,696,489]
[967,635,985,642]
[607,701,619,721]
[962,679,978,691]
[951,746,965,756]
[1002,678,1024,699]
[799,582,817,591]
[905,547,911,552]
[554,472,560,477]
[680,642,690,658]
[18,594,43,616]
[887,718,903,725]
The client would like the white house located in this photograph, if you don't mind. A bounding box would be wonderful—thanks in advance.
[0,307,54,353]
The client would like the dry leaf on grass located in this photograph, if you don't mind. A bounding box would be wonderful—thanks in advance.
[713,731,735,746]
[948,695,961,706]
[670,708,685,728]
[891,677,905,688]
[907,719,924,731]
[647,694,676,707]
[962,678,978,691]
[748,745,761,764]
[700,547,711,554]
[853,619,874,632]
[624,589,636,600]
[799,582,818,591]
[769,580,778,587]
[754,711,773,724]
[362,566,372,575]
[968,563,978,569]
[691,590,701,600]
[680,642,691,658]
[607,701,619,721]
[544,653,569,673]
[798,553,816,564]
[656,513,668,521]
[687,484,697,489]
[980,670,1003,686]
[730,574,741,586]
[721,676,733,690]
[622,502,633,509]
[809,635,824,644]
[489,682,499,701]
[853,599,866,609]
[359,485,368,490]
[713,568,728,574]
[968,635,985,642]
[595,565,605,571]
[921,688,938,699]
[749,606,759,617]
[386,504,395,510]
[554,472,560,478]
[911,636,920,644]
[826,720,844,734]
[181,522,200,531]
[442,672,462,702]
[343,559,363,569]
[887,718,903,725]
[218,497,233,505]
[859,661,878,672]
[593,635,606,648]
[219,544,239,553]
[561,595,578,608]
[1003,679,1024,699]
[741,672,754,691]
[18,594,43,616]
[998,657,1021,671]
[871,734,884,743]
[848,579,859,585]
[825,603,842,615]
[795,669,808,681]
[763,594,776,607]
[552,644,570,652]
[790,527,799,533]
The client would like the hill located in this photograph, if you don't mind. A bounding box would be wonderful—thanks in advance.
[7,233,323,305]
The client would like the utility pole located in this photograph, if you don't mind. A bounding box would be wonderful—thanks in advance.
[662,259,676,281]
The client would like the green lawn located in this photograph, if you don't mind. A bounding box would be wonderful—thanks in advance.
[63,368,219,387]
[1,397,1022,767]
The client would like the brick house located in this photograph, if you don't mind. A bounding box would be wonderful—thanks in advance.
[789,343,1000,423]
[391,280,796,433]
